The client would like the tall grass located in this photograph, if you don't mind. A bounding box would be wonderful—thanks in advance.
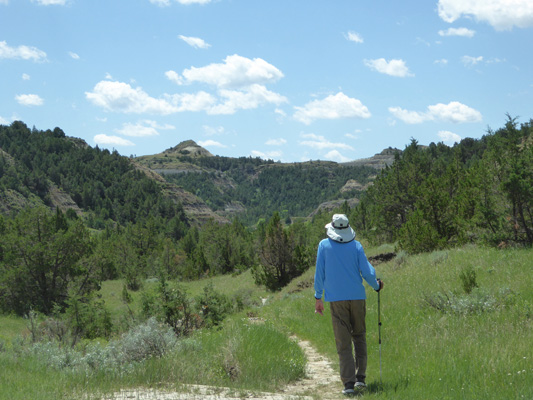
[260,245,533,399]
[1,245,531,399]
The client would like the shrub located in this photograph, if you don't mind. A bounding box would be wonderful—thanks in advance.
[196,283,232,329]
[28,318,177,374]
[422,288,509,315]
[459,265,479,294]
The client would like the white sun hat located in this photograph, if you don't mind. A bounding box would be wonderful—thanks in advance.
[325,214,356,243]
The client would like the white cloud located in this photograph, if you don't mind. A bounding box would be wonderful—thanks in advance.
[165,70,183,85]
[428,102,482,123]
[32,0,67,4]
[438,130,462,144]
[173,54,284,88]
[462,55,484,66]
[434,59,449,65]
[265,138,287,146]
[15,94,44,106]
[299,133,354,151]
[178,35,211,49]
[115,120,174,137]
[0,116,9,124]
[69,51,80,60]
[388,107,428,124]
[94,134,135,146]
[389,101,482,124]
[149,0,171,6]
[208,84,287,115]
[293,92,371,125]
[438,27,476,37]
[323,150,351,163]
[177,0,212,4]
[251,150,282,160]
[198,140,227,148]
[22,73,31,80]
[0,41,47,62]
[150,0,211,5]
[345,31,364,43]
[438,0,533,30]
[364,58,414,77]
[203,125,225,136]
[86,81,180,114]
[167,91,217,112]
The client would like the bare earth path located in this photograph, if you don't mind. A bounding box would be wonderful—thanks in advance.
[103,336,343,400]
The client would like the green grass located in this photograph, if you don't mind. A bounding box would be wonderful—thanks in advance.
[260,245,533,399]
[1,245,532,399]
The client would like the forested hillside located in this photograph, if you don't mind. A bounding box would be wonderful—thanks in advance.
[352,116,533,252]
[136,143,379,224]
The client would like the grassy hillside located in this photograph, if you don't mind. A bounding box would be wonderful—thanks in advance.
[0,245,531,399]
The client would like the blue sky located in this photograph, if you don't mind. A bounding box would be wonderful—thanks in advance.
[1,0,532,162]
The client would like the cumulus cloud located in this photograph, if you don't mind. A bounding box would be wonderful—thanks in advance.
[299,133,354,151]
[168,54,284,88]
[345,31,364,43]
[462,55,484,66]
[266,138,287,146]
[177,0,213,4]
[0,41,47,62]
[32,0,67,4]
[208,84,287,115]
[251,149,282,160]
[86,81,180,114]
[323,150,351,163]
[293,92,371,125]
[150,0,211,5]
[198,140,227,148]
[94,134,135,146]
[438,27,476,37]
[22,73,31,80]
[115,120,174,137]
[364,58,414,77]
[438,0,533,30]
[203,125,225,136]
[389,101,482,124]
[89,55,286,116]
[438,130,462,143]
[15,94,44,106]
[178,35,211,49]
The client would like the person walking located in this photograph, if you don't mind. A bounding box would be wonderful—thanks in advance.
[314,214,383,395]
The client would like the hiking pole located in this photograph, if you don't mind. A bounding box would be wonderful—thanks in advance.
[378,289,382,384]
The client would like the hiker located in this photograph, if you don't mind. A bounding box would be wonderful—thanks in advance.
[313,214,383,395]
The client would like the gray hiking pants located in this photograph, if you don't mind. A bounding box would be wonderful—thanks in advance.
[330,300,367,384]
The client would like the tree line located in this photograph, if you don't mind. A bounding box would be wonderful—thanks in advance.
[351,116,533,252]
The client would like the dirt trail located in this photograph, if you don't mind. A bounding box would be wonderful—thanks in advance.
[103,336,343,400]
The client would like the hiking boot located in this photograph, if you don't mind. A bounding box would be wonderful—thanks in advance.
[355,381,367,390]
[342,381,355,395]
[355,375,366,390]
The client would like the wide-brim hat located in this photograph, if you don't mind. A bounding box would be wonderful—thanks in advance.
[325,214,356,243]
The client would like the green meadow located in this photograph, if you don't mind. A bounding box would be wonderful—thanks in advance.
[0,245,531,400]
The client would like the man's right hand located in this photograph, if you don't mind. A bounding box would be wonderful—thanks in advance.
[315,298,324,315]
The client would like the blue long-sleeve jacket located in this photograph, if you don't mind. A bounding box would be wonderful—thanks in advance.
[314,238,379,301]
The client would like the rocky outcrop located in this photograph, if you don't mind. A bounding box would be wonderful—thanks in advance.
[343,147,401,169]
